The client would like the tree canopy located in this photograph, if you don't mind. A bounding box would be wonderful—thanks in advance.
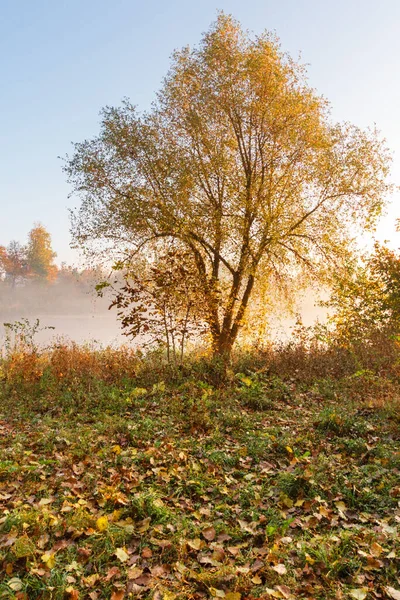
[26,223,57,282]
[66,13,392,358]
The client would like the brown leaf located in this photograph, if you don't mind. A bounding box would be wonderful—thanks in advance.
[202,526,216,541]
[127,566,143,580]
[110,591,125,600]
[272,563,287,575]
[141,546,153,558]
[275,585,293,599]
[105,566,121,581]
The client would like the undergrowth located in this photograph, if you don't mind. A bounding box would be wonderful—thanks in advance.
[0,337,399,599]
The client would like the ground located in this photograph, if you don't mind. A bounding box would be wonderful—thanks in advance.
[0,368,399,599]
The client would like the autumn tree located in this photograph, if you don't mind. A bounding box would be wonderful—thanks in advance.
[65,14,392,360]
[325,243,400,345]
[0,241,28,287]
[26,224,57,282]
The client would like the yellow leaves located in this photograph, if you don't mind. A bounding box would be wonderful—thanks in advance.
[210,588,226,598]
[115,547,129,563]
[280,494,293,508]
[335,500,348,519]
[127,566,143,580]
[349,589,368,600]
[96,516,108,532]
[112,445,122,455]
[187,538,202,551]
[225,594,241,600]
[130,387,148,399]
[7,577,23,592]
[152,381,165,393]
[38,497,53,506]
[305,553,315,564]
[41,552,56,569]
[137,516,151,533]
[370,541,384,557]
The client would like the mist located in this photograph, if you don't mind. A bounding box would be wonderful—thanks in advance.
[0,275,126,348]
[0,274,327,350]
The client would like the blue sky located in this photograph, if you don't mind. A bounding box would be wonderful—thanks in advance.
[1,0,399,264]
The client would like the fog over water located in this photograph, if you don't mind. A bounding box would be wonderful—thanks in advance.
[0,276,327,350]
[0,277,126,348]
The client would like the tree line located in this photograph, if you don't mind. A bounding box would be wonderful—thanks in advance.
[0,224,57,286]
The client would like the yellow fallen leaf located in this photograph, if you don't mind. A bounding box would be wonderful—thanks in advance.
[225,594,241,600]
[370,541,383,557]
[96,516,108,532]
[127,566,143,580]
[251,575,262,584]
[187,538,202,550]
[42,552,56,569]
[112,445,122,455]
[115,547,129,562]
[8,578,23,591]
[137,516,151,533]
[349,589,368,600]
[210,588,225,598]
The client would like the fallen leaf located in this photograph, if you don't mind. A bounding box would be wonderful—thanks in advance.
[210,588,225,598]
[137,516,151,533]
[202,526,216,541]
[96,516,108,532]
[272,563,287,575]
[41,552,56,569]
[8,578,23,592]
[370,541,383,557]
[275,585,293,599]
[141,546,152,558]
[115,548,130,563]
[349,589,368,600]
[386,588,400,600]
[187,538,202,550]
[110,591,125,600]
[128,566,143,580]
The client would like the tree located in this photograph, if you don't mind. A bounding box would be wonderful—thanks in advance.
[26,224,57,282]
[102,248,207,363]
[0,241,28,287]
[325,243,400,344]
[65,13,392,360]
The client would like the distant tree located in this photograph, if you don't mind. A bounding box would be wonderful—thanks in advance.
[66,14,392,361]
[26,224,57,282]
[0,241,28,287]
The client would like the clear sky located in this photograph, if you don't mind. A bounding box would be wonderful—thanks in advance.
[1,0,399,265]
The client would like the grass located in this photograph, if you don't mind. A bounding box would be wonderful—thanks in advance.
[0,343,400,599]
